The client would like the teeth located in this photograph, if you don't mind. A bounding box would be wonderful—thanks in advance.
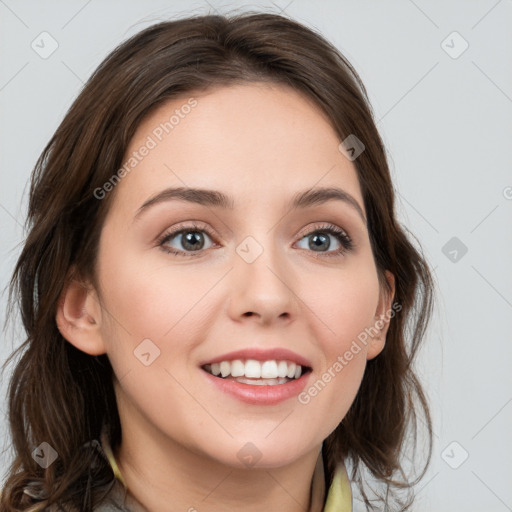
[231,359,245,377]
[220,361,230,378]
[245,359,261,378]
[277,361,288,378]
[204,359,306,380]
[231,376,290,386]
[261,360,278,378]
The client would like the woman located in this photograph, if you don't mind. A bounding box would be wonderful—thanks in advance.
[1,12,434,511]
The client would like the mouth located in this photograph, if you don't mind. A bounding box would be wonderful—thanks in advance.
[201,359,312,386]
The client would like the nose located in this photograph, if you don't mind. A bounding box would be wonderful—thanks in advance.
[227,236,299,326]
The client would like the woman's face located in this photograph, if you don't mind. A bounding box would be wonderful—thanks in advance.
[90,83,394,468]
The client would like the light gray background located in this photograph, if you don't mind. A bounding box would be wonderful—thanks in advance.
[1,1,511,510]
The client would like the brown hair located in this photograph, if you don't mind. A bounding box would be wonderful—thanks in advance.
[1,11,434,511]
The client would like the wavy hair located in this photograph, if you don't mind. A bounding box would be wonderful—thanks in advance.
[1,11,434,511]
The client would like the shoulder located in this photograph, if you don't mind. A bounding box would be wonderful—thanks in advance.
[44,502,127,512]
[35,480,134,512]
[44,497,130,512]
[91,478,146,512]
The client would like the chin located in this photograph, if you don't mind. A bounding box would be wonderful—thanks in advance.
[205,437,312,470]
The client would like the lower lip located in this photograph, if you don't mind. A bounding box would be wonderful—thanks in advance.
[202,369,310,405]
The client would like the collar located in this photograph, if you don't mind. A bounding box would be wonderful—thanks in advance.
[99,427,352,511]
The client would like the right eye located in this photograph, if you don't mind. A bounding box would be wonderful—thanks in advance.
[157,222,218,257]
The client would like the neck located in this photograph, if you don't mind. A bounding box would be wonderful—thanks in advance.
[113,409,325,512]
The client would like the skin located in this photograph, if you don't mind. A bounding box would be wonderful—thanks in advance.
[57,82,395,512]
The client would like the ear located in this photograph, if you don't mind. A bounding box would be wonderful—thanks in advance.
[366,270,396,360]
[55,270,106,356]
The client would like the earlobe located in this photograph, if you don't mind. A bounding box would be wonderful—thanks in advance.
[56,274,106,356]
[367,270,396,360]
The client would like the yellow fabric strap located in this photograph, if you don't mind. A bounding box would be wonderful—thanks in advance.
[324,460,353,512]
[100,427,127,489]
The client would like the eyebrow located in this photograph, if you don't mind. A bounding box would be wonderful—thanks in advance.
[134,186,366,224]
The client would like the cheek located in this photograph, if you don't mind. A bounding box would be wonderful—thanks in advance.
[307,260,380,357]
[96,236,209,342]
[95,247,213,435]
[296,261,379,426]
[95,233,221,388]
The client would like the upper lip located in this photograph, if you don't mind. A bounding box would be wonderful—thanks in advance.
[200,348,312,369]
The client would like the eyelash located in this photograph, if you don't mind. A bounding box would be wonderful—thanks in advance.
[156,222,354,259]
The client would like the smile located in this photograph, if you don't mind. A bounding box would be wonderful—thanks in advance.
[202,359,311,385]
[200,347,313,404]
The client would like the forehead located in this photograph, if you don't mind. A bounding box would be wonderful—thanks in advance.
[110,82,363,216]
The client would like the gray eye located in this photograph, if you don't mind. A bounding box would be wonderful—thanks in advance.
[163,230,213,252]
[296,231,341,252]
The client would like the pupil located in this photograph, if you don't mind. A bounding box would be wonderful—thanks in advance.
[183,232,203,250]
[310,233,329,251]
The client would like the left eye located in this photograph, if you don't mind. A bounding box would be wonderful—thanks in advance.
[295,225,353,257]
